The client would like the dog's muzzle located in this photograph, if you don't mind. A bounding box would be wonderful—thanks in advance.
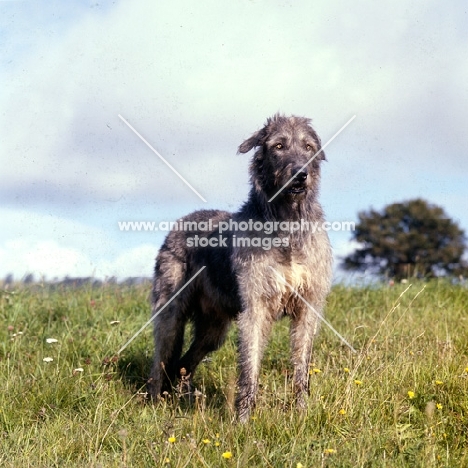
[287,169,308,194]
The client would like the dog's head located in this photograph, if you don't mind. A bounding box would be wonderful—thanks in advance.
[238,114,325,201]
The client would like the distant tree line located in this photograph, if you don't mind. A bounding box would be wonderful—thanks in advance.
[1,274,151,288]
[3,198,466,286]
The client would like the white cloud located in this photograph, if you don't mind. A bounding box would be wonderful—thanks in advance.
[2,0,466,207]
[0,208,158,279]
[0,238,157,280]
[1,0,467,279]
[0,208,113,254]
[0,239,94,279]
[98,244,156,279]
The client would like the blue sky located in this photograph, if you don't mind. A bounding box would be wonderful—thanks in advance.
[1,0,467,280]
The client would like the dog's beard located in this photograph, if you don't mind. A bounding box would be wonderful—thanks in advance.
[286,181,307,195]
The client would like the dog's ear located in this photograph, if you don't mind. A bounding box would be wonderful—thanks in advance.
[237,128,267,154]
[314,133,326,161]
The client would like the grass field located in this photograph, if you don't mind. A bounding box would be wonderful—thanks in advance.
[1,280,468,467]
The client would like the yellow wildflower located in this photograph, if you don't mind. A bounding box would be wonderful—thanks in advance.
[435,380,443,386]
[339,409,346,415]
[343,367,350,373]
[168,436,176,443]
[222,451,233,459]
[407,391,415,399]
[324,448,336,454]
[354,379,363,386]
[436,403,443,410]
[202,439,211,444]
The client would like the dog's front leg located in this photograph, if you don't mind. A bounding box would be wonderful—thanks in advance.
[235,305,273,423]
[290,305,320,409]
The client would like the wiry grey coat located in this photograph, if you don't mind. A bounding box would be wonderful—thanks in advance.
[148,114,333,422]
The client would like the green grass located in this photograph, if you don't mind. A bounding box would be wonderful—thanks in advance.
[1,280,468,467]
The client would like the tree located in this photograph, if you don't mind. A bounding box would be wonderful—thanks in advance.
[23,273,34,284]
[4,274,14,285]
[343,198,467,280]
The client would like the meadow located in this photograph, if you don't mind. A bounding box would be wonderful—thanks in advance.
[1,279,468,467]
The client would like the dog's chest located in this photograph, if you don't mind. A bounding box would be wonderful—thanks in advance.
[282,261,311,291]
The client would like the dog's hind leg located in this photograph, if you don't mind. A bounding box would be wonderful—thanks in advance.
[178,309,231,379]
[147,301,186,398]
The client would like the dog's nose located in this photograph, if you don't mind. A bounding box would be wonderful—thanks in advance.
[294,170,308,182]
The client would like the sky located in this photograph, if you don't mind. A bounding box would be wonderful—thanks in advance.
[1,0,467,281]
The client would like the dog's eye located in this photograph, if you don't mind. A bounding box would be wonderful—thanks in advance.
[306,144,312,151]
[275,143,283,149]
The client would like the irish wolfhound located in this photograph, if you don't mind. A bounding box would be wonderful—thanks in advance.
[147,114,332,422]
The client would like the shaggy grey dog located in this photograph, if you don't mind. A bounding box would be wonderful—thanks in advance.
[147,114,332,422]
